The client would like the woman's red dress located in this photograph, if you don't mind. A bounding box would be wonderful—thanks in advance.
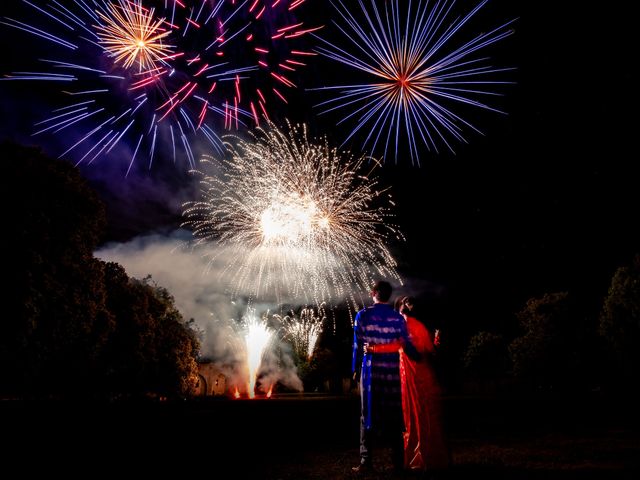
[399,316,449,471]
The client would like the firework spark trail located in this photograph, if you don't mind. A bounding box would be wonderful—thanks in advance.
[278,306,324,360]
[311,0,515,164]
[154,0,321,130]
[1,0,317,169]
[182,121,402,306]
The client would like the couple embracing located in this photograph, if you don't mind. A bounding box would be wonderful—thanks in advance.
[352,280,450,475]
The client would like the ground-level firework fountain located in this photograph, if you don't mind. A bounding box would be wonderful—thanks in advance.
[217,306,314,399]
[279,306,325,361]
[243,314,273,398]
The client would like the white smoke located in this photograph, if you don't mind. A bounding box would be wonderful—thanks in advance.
[95,229,303,393]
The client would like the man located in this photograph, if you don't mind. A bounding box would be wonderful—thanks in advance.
[352,280,409,473]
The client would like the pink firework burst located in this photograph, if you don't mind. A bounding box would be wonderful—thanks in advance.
[149,0,321,131]
[0,0,319,171]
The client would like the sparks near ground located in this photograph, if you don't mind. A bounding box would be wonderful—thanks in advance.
[0,0,319,171]
[278,306,325,360]
[182,121,402,306]
[242,312,274,399]
[312,0,515,164]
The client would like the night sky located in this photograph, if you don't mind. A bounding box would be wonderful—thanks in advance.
[1,0,638,336]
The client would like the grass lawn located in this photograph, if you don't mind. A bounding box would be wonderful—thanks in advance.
[2,392,638,478]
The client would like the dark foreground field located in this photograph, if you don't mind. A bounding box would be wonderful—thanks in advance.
[2,392,638,479]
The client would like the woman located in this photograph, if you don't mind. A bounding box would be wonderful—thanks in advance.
[366,296,450,472]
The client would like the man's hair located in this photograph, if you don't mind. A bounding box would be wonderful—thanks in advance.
[372,280,392,302]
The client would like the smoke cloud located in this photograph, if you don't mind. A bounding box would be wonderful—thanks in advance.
[95,229,304,393]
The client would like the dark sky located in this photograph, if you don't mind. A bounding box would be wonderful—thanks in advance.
[1,0,638,333]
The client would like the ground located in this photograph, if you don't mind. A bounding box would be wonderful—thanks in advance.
[2,392,638,478]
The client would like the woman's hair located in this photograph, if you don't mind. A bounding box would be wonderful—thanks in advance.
[394,295,415,316]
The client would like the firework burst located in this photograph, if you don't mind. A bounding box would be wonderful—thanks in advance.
[0,0,317,171]
[96,0,173,71]
[312,0,515,164]
[154,0,321,131]
[182,121,402,305]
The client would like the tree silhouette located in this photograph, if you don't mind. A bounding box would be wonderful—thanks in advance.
[463,331,510,381]
[599,254,640,388]
[100,266,199,396]
[1,142,198,398]
[509,292,589,391]
[2,142,110,394]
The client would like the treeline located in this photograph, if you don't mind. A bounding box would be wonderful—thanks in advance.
[461,256,640,394]
[1,142,199,399]
[289,253,640,397]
